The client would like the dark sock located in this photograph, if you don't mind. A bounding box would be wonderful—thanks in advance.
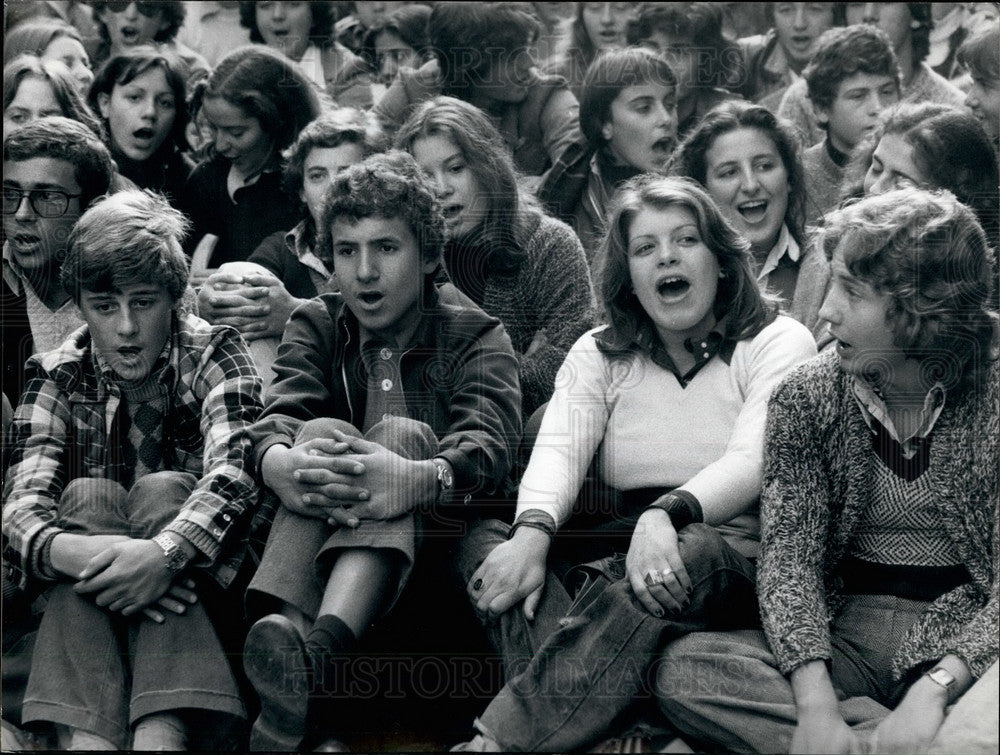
[305,615,357,696]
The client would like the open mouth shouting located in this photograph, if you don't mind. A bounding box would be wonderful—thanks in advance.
[656,274,691,302]
[737,199,769,224]
[356,290,385,309]
[441,204,464,223]
[119,25,142,45]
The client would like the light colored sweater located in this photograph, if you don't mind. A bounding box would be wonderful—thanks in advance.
[517,315,817,558]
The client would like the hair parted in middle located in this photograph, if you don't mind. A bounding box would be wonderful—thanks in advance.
[317,150,445,270]
[595,174,777,358]
[394,95,525,273]
[61,188,190,305]
[670,99,807,248]
[203,45,320,157]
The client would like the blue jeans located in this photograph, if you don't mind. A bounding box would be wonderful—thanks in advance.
[22,473,245,748]
[656,593,935,753]
[455,519,758,751]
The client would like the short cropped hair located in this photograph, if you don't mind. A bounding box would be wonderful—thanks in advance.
[818,188,996,393]
[579,47,677,148]
[61,189,190,305]
[626,2,741,90]
[595,175,777,358]
[317,150,445,269]
[804,25,901,112]
[88,49,189,154]
[428,2,540,97]
[3,55,104,138]
[91,1,186,45]
[4,116,115,211]
[957,20,1000,85]
[671,100,808,248]
[282,108,388,201]
[238,1,336,46]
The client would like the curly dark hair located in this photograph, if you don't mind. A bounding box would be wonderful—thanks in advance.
[626,2,742,90]
[670,100,807,248]
[238,1,336,45]
[804,25,901,113]
[818,188,997,394]
[595,175,777,358]
[317,150,445,269]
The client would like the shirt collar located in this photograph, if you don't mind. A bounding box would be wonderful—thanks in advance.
[92,316,176,391]
[756,224,800,282]
[851,376,947,449]
[284,221,333,280]
[637,315,737,387]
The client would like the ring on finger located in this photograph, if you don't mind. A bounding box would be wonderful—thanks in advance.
[643,570,664,587]
[473,578,484,591]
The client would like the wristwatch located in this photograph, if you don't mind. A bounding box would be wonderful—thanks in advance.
[431,457,454,498]
[152,533,190,574]
[924,666,957,701]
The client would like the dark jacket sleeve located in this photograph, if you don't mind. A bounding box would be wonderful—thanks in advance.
[246,231,289,281]
[434,303,522,500]
[246,297,342,472]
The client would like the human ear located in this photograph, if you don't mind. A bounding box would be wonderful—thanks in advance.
[601,120,614,142]
[97,91,112,120]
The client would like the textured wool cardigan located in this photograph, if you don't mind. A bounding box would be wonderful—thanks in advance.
[759,351,999,680]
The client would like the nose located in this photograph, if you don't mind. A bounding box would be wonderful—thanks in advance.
[654,101,674,130]
[122,2,140,18]
[270,2,286,19]
[214,131,231,154]
[117,306,139,337]
[739,165,762,194]
[965,83,984,110]
[13,193,36,221]
[867,168,889,195]
[817,286,843,325]
[600,3,613,23]
[140,95,156,119]
[356,249,378,282]
[379,56,397,83]
[792,5,808,29]
[657,240,680,266]
[429,169,452,199]
[861,2,879,23]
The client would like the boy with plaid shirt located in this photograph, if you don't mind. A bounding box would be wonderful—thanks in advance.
[2,189,263,749]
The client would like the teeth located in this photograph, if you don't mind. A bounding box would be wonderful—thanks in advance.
[739,201,766,210]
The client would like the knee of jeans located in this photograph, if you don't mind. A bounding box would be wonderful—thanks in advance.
[366,415,437,459]
[676,523,732,571]
[453,518,511,585]
[58,478,129,530]
[654,632,720,709]
[295,416,360,445]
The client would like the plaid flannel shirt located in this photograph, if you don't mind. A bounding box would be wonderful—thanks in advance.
[2,312,263,589]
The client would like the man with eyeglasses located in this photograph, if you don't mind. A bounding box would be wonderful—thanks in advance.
[2,116,116,748]
[2,117,116,413]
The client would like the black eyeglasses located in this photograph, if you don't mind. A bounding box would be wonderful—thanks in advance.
[3,188,82,218]
[104,1,162,17]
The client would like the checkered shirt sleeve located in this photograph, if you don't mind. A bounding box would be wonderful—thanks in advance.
[161,323,264,567]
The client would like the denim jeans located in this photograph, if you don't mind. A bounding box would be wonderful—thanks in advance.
[456,519,759,751]
[656,593,934,753]
[22,473,245,748]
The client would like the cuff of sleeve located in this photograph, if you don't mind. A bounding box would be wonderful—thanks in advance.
[509,509,557,540]
[163,521,220,566]
[31,526,63,581]
[254,436,294,479]
[646,489,703,530]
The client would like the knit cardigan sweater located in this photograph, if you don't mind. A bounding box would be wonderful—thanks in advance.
[759,351,999,680]
[480,207,596,414]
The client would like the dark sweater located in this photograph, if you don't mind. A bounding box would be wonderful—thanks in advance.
[180,157,301,267]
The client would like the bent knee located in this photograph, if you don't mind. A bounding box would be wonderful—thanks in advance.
[365,415,437,459]
[295,417,360,444]
[453,518,511,584]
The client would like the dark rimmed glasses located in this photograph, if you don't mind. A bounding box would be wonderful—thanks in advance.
[3,188,82,218]
[103,1,163,17]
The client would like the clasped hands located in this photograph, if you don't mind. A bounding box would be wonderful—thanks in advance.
[52,533,198,625]
[197,265,301,341]
[264,430,427,527]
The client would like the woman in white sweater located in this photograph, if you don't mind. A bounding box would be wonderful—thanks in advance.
[454,176,817,752]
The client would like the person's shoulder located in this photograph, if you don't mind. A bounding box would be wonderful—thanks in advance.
[518,206,583,256]
[435,283,505,334]
[27,325,92,394]
[771,349,843,403]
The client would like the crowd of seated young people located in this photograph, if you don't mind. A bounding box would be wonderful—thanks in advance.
[2,2,997,752]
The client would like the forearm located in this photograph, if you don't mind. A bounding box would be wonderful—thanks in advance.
[790,660,841,719]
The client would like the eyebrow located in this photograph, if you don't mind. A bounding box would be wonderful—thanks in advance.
[2,181,74,191]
